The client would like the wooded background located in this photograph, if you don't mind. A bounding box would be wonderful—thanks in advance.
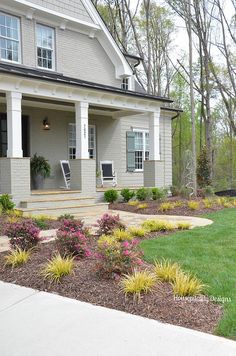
[92,0,236,192]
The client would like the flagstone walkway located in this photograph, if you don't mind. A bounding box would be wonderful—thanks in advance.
[0,210,212,252]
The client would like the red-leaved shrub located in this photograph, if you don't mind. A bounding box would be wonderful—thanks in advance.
[96,213,125,235]
[56,219,91,257]
[4,219,41,250]
[96,238,143,278]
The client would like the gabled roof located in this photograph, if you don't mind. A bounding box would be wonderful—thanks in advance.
[9,0,133,78]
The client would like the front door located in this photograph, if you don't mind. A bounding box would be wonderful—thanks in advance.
[0,113,29,157]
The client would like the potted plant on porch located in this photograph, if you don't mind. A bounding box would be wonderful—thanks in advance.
[31,153,51,190]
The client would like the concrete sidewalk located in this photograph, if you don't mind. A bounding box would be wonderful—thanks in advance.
[0,282,236,356]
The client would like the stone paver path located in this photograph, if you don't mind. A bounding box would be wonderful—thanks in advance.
[0,210,212,252]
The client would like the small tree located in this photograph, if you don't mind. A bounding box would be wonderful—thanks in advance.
[197,146,211,188]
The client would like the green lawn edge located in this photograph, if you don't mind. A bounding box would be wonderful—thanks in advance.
[140,208,236,339]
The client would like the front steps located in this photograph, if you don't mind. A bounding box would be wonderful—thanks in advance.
[19,190,108,217]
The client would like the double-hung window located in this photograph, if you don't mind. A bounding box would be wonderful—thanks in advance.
[0,12,20,63]
[134,129,149,171]
[68,123,96,160]
[36,24,55,70]
[121,77,129,90]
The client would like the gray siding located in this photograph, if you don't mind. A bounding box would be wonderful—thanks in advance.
[0,8,121,87]
[27,0,93,23]
[119,113,172,188]
[57,30,121,86]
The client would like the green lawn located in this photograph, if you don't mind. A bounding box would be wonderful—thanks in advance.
[140,208,236,339]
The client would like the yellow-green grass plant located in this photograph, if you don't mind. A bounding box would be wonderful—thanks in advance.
[120,269,157,300]
[203,198,214,209]
[172,272,206,297]
[154,259,181,282]
[42,254,74,283]
[112,228,133,241]
[142,219,175,233]
[187,201,200,210]
[97,234,119,248]
[137,203,148,209]
[158,202,173,212]
[173,200,184,208]
[128,200,139,207]
[128,226,148,238]
[5,248,31,268]
[177,222,191,230]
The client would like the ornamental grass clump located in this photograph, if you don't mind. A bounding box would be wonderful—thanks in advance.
[173,200,184,208]
[56,219,91,258]
[4,219,41,251]
[120,270,157,300]
[96,213,125,235]
[128,200,139,207]
[137,203,148,209]
[128,226,147,238]
[112,228,133,241]
[97,234,118,249]
[177,222,191,230]
[96,238,143,278]
[5,249,31,268]
[158,202,173,212]
[172,272,206,297]
[142,219,175,232]
[42,254,74,283]
[154,259,181,282]
[187,201,200,210]
[203,198,214,209]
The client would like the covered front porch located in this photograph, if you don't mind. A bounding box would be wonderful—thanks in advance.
[0,65,169,207]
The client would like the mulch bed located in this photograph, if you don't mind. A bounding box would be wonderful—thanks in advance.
[110,197,224,216]
[0,240,223,334]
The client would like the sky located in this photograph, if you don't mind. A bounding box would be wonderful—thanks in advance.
[130,0,235,59]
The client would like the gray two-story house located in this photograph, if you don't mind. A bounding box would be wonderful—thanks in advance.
[0,0,179,214]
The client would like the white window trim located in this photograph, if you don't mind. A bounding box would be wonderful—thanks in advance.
[68,123,96,160]
[0,11,21,64]
[36,23,55,71]
[121,77,129,90]
[88,124,96,159]
[133,128,149,172]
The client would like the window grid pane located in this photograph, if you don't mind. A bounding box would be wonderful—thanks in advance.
[37,24,54,69]
[68,124,96,160]
[134,130,149,170]
[0,13,20,62]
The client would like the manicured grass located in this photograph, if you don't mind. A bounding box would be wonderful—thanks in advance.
[140,208,236,339]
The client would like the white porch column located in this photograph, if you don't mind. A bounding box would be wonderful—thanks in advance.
[75,101,89,159]
[6,91,23,158]
[149,108,161,161]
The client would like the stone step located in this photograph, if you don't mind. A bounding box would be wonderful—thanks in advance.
[21,196,95,209]
[19,203,109,218]
[30,190,82,200]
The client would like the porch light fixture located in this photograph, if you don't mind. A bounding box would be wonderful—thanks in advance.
[43,117,50,130]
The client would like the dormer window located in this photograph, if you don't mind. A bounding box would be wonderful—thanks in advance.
[36,24,55,70]
[0,12,20,63]
[121,77,129,90]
